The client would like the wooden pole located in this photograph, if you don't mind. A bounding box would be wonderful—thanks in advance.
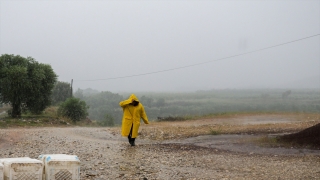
[70,79,73,98]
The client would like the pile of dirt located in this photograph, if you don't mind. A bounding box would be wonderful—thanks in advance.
[278,122,320,149]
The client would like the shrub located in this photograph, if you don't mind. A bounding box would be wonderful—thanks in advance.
[58,97,89,122]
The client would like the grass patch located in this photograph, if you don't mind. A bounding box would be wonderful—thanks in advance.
[0,106,79,128]
[209,126,222,135]
[209,130,221,135]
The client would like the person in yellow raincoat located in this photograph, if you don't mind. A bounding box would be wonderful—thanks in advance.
[119,94,149,146]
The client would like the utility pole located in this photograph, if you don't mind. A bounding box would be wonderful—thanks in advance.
[70,79,73,98]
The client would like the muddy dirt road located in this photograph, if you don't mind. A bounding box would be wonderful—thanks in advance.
[0,114,320,180]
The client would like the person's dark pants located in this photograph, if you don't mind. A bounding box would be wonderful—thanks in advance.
[128,124,135,146]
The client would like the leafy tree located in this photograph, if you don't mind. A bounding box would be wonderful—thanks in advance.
[0,54,57,117]
[58,97,89,122]
[52,81,71,105]
[26,63,57,114]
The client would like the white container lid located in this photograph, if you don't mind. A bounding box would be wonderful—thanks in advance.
[0,158,42,164]
[0,157,31,163]
[38,154,66,159]
[45,155,80,162]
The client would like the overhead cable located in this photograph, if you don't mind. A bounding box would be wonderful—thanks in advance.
[75,33,320,82]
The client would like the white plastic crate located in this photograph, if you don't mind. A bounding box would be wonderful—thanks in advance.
[0,158,43,180]
[38,154,80,180]
[0,162,3,180]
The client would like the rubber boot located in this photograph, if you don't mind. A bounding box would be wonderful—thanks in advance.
[131,138,135,146]
[128,124,134,146]
[128,135,132,145]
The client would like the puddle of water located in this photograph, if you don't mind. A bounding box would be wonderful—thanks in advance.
[165,134,320,156]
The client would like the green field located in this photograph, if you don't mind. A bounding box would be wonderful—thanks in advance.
[74,89,320,125]
[1,89,319,126]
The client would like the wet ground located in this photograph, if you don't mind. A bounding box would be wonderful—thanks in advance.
[168,114,320,156]
[0,113,319,179]
[165,134,320,156]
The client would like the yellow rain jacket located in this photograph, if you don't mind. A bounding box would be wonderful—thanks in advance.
[119,94,149,138]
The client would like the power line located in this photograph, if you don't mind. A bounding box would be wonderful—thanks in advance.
[75,33,320,82]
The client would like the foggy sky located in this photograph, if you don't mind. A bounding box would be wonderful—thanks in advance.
[0,0,319,92]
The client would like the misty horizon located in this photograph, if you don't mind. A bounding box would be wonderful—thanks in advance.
[1,1,319,92]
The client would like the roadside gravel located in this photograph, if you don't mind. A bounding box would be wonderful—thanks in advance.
[0,126,319,180]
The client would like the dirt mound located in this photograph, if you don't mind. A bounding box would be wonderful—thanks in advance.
[279,122,320,149]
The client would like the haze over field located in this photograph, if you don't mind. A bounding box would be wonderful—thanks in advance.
[0,0,319,92]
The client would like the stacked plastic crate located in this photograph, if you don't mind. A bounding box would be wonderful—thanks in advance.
[0,154,80,180]
[0,157,43,180]
[38,154,80,180]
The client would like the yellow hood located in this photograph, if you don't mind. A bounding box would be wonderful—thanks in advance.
[129,94,139,102]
